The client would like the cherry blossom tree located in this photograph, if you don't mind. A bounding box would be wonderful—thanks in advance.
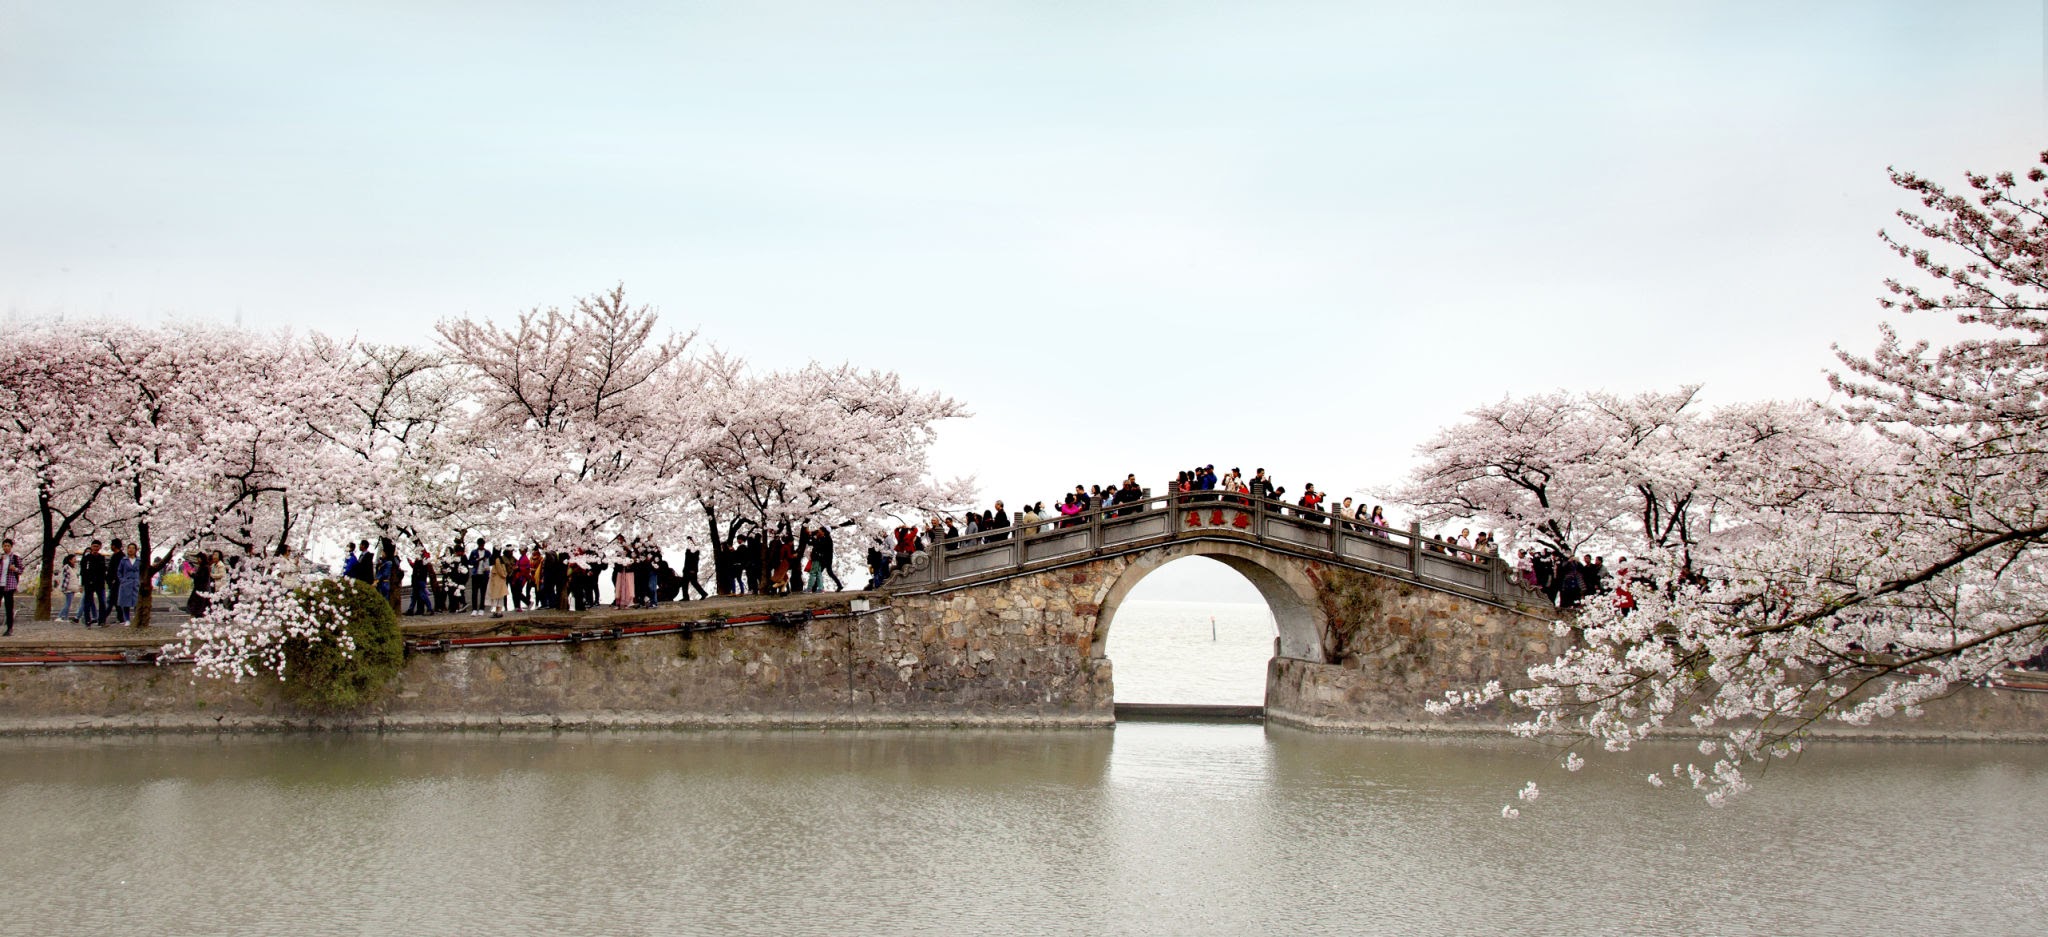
[435,284,696,546]
[85,323,350,628]
[2,284,974,679]
[1429,152,2048,806]
[1389,390,1619,557]
[308,335,469,548]
[1391,387,1842,568]
[0,328,118,619]
[689,350,973,580]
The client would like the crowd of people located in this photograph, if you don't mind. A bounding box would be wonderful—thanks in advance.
[40,537,152,629]
[319,522,849,619]
[330,536,712,619]
[6,465,1614,634]
[862,466,1430,588]
[15,520,857,628]
[1513,549,1628,611]
[855,465,1647,621]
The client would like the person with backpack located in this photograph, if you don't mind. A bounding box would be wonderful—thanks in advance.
[809,526,841,592]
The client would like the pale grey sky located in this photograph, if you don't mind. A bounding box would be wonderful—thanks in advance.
[2,2,2039,581]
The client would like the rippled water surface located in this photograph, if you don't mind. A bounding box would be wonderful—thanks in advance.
[5,725,2047,936]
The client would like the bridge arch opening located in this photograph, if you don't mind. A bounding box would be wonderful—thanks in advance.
[1094,548,1330,706]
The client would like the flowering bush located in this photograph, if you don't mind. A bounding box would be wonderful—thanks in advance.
[166,565,403,709]
[167,560,354,684]
[279,578,405,709]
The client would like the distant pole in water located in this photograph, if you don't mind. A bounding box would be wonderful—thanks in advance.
[1211,616,1217,641]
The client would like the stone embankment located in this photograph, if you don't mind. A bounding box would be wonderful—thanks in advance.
[0,592,1111,735]
[2,571,2044,741]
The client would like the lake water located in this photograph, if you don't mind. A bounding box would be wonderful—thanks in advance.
[4,727,2046,936]
[5,599,2047,935]
[1105,600,1277,705]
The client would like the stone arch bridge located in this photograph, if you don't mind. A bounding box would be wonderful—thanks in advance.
[877,492,1563,728]
[0,491,1564,733]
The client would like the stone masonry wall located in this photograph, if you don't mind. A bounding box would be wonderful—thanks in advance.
[1267,566,1565,729]
[0,601,1111,733]
[4,544,2043,741]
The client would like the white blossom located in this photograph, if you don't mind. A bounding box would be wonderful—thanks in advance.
[163,559,353,682]
[1412,153,2048,805]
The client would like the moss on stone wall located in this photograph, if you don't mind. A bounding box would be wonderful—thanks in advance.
[1312,567,1398,665]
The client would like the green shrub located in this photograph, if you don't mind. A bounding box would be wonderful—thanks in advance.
[281,577,406,710]
[159,572,192,596]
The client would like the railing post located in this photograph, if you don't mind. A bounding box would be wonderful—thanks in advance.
[1408,521,1423,577]
[931,537,947,583]
[1088,504,1104,554]
[1168,486,1183,537]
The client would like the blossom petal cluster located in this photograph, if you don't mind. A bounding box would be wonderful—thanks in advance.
[1412,153,2048,806]
[1,285,969,680]
[162,559,352,682]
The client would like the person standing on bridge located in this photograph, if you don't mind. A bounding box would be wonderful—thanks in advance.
[376,546,402,616]
[866,537,887,589]
[1248,469,1272,503]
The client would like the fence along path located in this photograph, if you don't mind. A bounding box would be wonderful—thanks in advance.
[885,489,1543,607]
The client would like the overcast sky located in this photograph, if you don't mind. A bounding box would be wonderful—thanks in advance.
[2,2,2039,601]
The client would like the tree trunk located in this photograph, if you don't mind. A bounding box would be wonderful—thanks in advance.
[33,486,55,621]
[134,521,155,630]
[703,509,727,595]
[31,481,108,621]
[274,495,295,556]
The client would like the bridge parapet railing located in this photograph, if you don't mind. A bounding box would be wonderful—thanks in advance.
[889,488,1543,606]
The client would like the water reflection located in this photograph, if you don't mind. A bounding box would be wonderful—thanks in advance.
[2,726,2045,936]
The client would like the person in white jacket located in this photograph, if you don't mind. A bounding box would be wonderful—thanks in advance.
[57,553,81,622]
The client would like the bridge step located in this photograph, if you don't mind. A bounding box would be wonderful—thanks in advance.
[1114,702,1265,722]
